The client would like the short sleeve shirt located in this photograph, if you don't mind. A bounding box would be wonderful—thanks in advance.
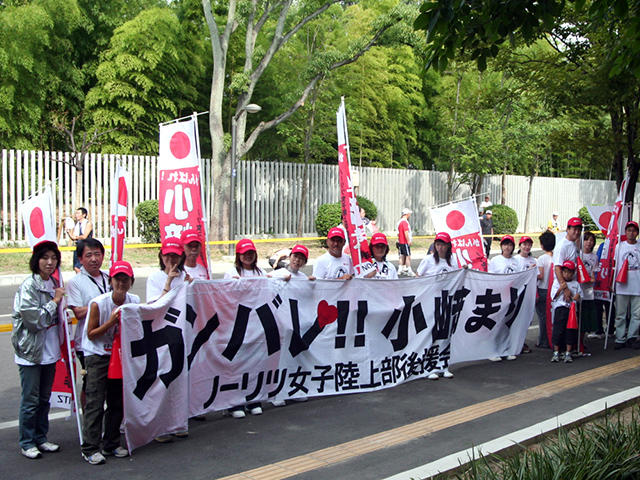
[66,267,109,352]
[312,252,354,279]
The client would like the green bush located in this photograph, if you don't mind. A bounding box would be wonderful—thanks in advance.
[315,196,379,238]
[487,204,518,234]
[135,200,160,243]
[579,206,600,236]
[356,195,377,221]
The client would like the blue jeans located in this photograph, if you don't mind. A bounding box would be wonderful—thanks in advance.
[18,363,56,449]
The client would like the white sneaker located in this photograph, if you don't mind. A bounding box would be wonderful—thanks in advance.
[249,406,263,415]
[102,446,128,458]
[506,355,517,361]
[443,370,454,378]
[37,441,60,452]
[427,372,439,380]
[405,270,416,277]
[82,451,106,465]
[271,400,286,407]
[489,356,502,362]
[21,447,42,459]
[229,409,246,419]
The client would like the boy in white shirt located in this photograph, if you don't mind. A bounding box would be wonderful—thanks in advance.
[613,221,640,349]
[313,228,354,280]
[550,260,582,363]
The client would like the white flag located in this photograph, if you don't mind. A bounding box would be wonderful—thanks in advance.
[20,185,56,248]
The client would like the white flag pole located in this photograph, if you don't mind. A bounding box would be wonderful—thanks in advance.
[192,112,212,276]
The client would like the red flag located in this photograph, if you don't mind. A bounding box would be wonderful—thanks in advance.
[567,301,578,330]
[110,163,129,265]
[107,330,122,380]
[616,258,629,283]
[576,257,591,283]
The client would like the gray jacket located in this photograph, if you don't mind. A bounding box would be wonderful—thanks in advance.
[11,274,59,364]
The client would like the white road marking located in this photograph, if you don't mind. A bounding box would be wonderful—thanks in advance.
[0,411,70,430]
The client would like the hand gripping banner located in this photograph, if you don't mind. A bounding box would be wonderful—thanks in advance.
[120,269,536,451]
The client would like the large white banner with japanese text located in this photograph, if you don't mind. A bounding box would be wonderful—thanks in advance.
[120,269,536,451]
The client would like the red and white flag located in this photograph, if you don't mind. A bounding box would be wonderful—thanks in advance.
[586,205,614,236]
[110,161,129,264]
[336,98,374,277]
[20,184,56,246]
[430,198,488,271]
[594,175,630,301]
[159,116,209,273]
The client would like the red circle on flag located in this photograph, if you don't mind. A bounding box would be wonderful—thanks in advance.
[30,207,45,238]
[170,132,191,159]
[598,211,612,234]
[446,210,465,231]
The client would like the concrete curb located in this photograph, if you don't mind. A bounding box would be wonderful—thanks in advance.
[383,386,640,480]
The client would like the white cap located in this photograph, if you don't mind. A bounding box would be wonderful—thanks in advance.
[553,211,559,216]
[401,208,412,216]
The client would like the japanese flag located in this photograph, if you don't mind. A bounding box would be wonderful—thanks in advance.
[159,119,199,170]
[586,205,614,236]
[20,184,57,248]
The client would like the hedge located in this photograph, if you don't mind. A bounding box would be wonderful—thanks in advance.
[315,196,378,238]
[486,204,518,234]
[135,199,160,243]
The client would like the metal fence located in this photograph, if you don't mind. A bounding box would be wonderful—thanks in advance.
[0,148,637,246]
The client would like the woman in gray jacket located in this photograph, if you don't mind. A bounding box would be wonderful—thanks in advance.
[12,240,65,459]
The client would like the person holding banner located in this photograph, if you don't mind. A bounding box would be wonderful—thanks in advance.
[368,233,398,279]
[488,235,520,274]
[146,237,188,303]
[613,221,640,349]
[81,261,139,465]
[416,232,458,276]
[313,228,354,280]
[396,208,415,277]
[12,240,65,459]
[271,244,315,280]
[181,229,209,280]
[550,261,582,363]
[224,239,265,417]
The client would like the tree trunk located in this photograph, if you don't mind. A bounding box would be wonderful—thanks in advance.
[501,163,507,205]
[610,105,625,191]
[75,158,83,210]
[296,82,320,237]
[447,73,463,201]
[623,96,639,207]
[523,158,538,233]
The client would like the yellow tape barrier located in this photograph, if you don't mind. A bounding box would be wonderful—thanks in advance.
[0,231,602,254]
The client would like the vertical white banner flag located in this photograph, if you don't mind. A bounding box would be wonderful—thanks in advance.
[20,184,56,247]
[586,205,614,235]
[430,198,488,271]
[110,162,129,264]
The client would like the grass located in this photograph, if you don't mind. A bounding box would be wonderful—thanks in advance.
[454,404,640,480]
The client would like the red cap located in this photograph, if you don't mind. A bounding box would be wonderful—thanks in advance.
[327,227,345,240]
[235,239,256,254]
[435,232,451,243]
[370,232,388,246]
[562,260,576,270]
[161,237,184,256]
[519,236,533,245]
[567,217,583,227]
[500,235,515,244]
[109,260,134,278]
[625,221,639,231]
[291,244,309,260]
[180,229,202,246]
[33,240,59,253]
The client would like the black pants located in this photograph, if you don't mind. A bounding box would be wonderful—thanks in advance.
[552,306,578,350]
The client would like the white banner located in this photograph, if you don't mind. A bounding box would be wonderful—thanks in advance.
[120,269,536,451]
[20,184,56,247]
[586,205,614,234]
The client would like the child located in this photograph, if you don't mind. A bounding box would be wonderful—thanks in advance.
[81,261,139,464]
[535,231,556,348]
[578,231,598,355]
[369,233,398,279]
[550,260,582,363]
[271,245,315,280]
[613,221,640,349]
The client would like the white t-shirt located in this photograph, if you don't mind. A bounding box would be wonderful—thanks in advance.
[417,255,457,276]
[224,266,265,279]
[615,241,640,296]
[551,279,582,310]
[72,218,90,238]
[66,267,110,352]
[312,252,354,279]
[517,254,537,271]
[372,259,398,279]
[537,254,553,289]
[581,251,598,300]
[82,292,140,356]
[146,270,187,303]
[184,262,209,280]
[552,237,578,292]
[271,268,308,280]
[488,255,520,274]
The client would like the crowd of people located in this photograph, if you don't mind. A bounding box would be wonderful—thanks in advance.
[10,204,640,463]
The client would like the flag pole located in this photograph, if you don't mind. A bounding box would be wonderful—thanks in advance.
[192,112,212,277]
[603,198,625,350]
[159,111,209,127]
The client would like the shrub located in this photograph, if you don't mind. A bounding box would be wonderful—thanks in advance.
[315,196,379,238]
[487,204,518,234]
[135,200,160,243]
